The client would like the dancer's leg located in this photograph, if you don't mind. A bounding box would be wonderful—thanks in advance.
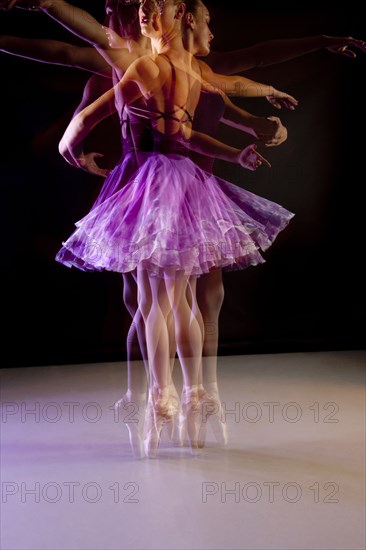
[137,269,172,388]
[123,270,179,449]
[165,275,202,388]
[165,274,203,448]
[122,271,149,394]
[196,269,224,394]
[196,269,227,445]
[166,309,177,373]
[186,277,205,384]
[162,307,181,444]
[137,268,179,457]
[114,272,151,458]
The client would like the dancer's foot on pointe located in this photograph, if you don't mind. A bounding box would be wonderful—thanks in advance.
[181,385,201,452]
[198,384,228,447]
[164,382,182,446]
[115,391,146,459]
[179,384,228,448]
[144,386,179,458]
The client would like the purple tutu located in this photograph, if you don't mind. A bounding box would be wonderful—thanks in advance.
[56,151,294,278]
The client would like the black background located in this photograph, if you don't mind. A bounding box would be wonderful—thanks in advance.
[1,2,365,367]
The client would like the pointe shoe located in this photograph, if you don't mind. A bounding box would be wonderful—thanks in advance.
[179,387,228,448]
[198,387,228,447]
[115,392,146,459]
[144,386,179,458]
[144,397,160,459]
[180,385,201,452]
[179,411,189,447]
[164,382,182,446]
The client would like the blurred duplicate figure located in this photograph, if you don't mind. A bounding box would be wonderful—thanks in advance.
[56,0,296,457]
[0,0,291,455]
[1,0,365,457]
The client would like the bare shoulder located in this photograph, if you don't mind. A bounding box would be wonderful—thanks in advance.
[196,59,213,79]
[128,54,160,81]
[84,74,113,95]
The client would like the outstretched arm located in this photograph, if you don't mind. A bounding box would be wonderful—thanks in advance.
[1,0,138,74]
[220,94,287,146]
[199,60,298,109]
[2,0,109,45]
[0,35,110,75]
[181,124,270,171]
[204,35,366,75]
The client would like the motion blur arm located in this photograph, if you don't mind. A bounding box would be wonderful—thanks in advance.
[0,35,110,75]
[1,0,135,73]
[204,35,366,75]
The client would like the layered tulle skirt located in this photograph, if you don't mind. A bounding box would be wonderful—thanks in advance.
[56,152,294,278]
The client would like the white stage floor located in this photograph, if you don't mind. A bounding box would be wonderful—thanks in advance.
[1,350,365,550]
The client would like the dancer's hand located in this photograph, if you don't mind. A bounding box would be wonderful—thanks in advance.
[239,144,271,171]
[76,152,111,177]
[323,35,366,58]
[59,137,111,177]
[267,89,299,110]
[102,25,126,49]
[261,116,288,147]
[0,0,44,10]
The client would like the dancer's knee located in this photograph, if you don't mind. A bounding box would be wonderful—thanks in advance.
[123,273,138,318]
[199,279,224,316]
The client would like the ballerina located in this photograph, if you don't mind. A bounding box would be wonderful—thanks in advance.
[56,0,295,457]
[0,0,293,455]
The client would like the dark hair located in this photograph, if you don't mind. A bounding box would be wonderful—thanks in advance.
[183,0,203,16]
[118,0,140,6]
